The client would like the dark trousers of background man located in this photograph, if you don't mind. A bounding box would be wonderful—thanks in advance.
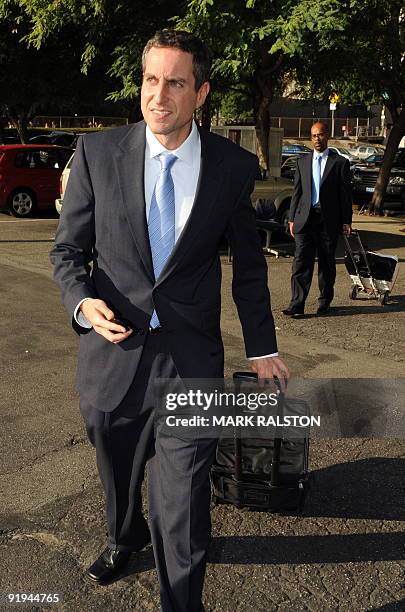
[290,208,338,310]
[80,332,217,612]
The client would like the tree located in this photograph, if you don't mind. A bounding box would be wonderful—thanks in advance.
[176,0,287,170]
[265,0,405,214]
[7,0,289,169]
[0,2,126,142]
[5,0,184,113]
[6,0,404,197]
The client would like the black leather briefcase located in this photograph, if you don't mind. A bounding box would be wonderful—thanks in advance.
[210,372,310,513]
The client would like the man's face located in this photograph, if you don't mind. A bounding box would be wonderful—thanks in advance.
[311,124,329,152]
[141,46,210,149]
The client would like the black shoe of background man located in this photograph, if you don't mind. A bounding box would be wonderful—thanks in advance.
[86,538,151,585]
[282,307,305,318]
[316,304,331,316]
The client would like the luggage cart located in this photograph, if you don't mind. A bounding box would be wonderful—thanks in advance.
[344,230,399,306]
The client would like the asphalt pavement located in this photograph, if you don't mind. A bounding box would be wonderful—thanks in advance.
[0,211,404,611]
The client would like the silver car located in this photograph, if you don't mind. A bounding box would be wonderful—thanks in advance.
[55,152,74,214]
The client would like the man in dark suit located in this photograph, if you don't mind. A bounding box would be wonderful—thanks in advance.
[283,122,352,317]
[50,30,289,612]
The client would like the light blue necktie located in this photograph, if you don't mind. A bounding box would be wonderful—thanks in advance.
[311,154,322,207]
[148,153,177,328]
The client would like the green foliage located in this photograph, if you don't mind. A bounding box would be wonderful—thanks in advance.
[1,0,185,101]
[0,0,127,134]
[267,0,404,110]
[1,0,403,127]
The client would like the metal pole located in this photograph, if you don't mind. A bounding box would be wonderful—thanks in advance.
[356,117,359,141]
[331,109,335,138]
[298,117,301,139]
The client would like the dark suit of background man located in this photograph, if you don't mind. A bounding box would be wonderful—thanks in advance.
[283,122,352,317]
[50,31,289,612]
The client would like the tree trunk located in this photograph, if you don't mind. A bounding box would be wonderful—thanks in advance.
[254,96,271,172]
[6,109,28,144]
[16,115,28,144]
[252,49,282,174]
[201,92,211,131]
[0,114,7,145]
[367,106,405,214]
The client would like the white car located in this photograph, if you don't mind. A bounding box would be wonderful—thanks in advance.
[55,152,74,214]
[328,146,357,162]
[350,144,385,160]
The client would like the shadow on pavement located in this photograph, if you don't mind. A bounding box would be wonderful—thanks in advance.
[118,545,156,579]
[336,229,405,255]
[304,458,405,520]
[367,601,405,612]
[318,296,405,315]
[209,531,404,564]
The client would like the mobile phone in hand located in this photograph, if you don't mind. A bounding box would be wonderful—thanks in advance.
[112,317,133,333]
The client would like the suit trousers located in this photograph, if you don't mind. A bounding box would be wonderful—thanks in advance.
[80,332,218,612]
[290,209,338,310]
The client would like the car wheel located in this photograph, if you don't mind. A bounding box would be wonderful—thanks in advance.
[277,201,292,240]
[9,189,37,217]
[379,292,389,306]
[349,286,358,300]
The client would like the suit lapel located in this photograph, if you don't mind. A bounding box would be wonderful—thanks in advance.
[303,153,313,200]
[321,150,337,185]
[113,122,155,282]
[156,128,224,286]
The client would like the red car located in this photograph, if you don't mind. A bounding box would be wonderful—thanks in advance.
[0,145,73,217]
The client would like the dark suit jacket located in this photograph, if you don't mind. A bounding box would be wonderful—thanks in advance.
[50,121,277,411]
[289,149,352,237]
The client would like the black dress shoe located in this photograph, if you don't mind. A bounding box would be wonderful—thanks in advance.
[86,540,150,585]
[282,307,304,317]
[316,304,330,316]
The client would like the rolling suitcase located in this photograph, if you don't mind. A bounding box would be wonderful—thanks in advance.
[211,372,310,513]
[344,230,399,305]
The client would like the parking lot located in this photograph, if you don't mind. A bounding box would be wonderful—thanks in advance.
[0,211,404,611]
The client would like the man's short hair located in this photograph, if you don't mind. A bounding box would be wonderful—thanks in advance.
[311,121,329,133]
[142,30,211,91]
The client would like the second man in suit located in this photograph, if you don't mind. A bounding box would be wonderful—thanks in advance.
[283,122,352,317]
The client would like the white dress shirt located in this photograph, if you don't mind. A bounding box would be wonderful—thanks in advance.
[74,121,278,358]
[144,120,201,238]
[312,148,329,180]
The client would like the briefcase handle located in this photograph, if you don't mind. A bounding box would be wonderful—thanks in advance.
[233,371,284,394]
[232,371,283,486]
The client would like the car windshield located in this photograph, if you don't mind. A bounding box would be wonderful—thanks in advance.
[364,154,378,162]
[336,147,352,155]
[283,144,310,151]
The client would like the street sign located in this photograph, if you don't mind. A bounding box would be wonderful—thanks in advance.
[329,103,337,110]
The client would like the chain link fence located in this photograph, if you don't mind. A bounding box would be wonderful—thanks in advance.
[270,117,383,140]
[32,116,128,129]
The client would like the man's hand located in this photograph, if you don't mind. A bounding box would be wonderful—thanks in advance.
[80,299,133,344]
[250,356,290,392]
[342,223,352,236]
[288,221,294,238]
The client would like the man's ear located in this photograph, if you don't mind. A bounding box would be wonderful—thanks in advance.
[196,81,210,109]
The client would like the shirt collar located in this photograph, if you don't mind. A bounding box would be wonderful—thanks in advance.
[314,147,329,160]
[145,120,199,166]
